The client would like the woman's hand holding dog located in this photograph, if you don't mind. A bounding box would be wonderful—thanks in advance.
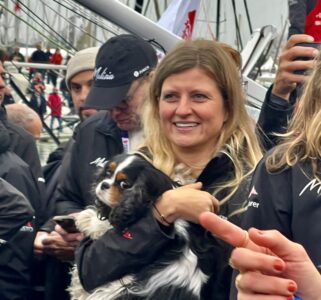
[154,182,219,224]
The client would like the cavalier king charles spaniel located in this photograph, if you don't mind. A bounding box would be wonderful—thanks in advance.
[69,153,219,300]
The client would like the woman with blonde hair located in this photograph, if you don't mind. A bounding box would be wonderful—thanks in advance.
[226,47,321,298]
[75,39,262,299]
[142,38,261,214]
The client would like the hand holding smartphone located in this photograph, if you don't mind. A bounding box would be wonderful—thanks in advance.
[53,215,79,233]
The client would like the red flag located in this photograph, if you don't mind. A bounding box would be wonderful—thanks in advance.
[14,1,21,12]
[157,0,200,39]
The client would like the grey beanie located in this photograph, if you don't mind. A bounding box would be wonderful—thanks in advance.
[65,47,99,90]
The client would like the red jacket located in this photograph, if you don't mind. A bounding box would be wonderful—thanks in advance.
[305,0,321,41]
[47,93,62,116]
[50,53,63,65]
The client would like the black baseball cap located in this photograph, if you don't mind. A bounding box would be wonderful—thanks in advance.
[83,34,158,110]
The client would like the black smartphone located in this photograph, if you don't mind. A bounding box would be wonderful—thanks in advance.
[53,215,79,233]
[295,42,321,50]
[294,42,321,74]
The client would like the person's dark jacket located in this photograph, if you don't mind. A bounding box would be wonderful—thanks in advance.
[30,93,47,118]
[0,105,47,225]
[0,178,35,300]
[243,154,321,269]
[31,49,47,63]
[55,111,123,215]
[0,120,43,229]
[256,85,297,151]
[76,153,251,299]
[228,152,321,299]
[288,0,316,37]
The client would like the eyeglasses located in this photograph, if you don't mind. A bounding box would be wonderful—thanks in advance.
[110,75,147,112]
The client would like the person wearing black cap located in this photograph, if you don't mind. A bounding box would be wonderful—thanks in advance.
[82,33,158,150]
[53,34,158,256]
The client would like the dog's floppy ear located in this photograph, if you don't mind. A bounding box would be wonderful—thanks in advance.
[109,180,151,230]
[142,167,174,196]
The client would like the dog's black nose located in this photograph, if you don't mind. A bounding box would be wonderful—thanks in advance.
[100,182,110,190]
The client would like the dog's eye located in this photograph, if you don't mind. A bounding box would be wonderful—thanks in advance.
[119,181,131,189]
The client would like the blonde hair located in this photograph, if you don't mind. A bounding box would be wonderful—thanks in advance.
[266,52,321,179]
[142,39,262,204]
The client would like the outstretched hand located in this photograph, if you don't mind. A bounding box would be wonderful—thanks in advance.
[199,212,321,300]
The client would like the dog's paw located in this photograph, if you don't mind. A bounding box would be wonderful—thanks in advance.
[76,208,112,239]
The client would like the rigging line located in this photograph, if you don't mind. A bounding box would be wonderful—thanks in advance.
[153,0,161,20]
[216,0,220,40]
[9,0,63,44]
[53,0,120,37]
[0,3,71,53]
[143,0,152,16]
[42,1,55,30]
[39,0,103,46]
[61,0,116,32]
[63,0,124,36]
[63,0,124,37]
[230,0,243,50]
[12,0,76,51]
[64,0,109,28]
[243,0,253,34]
[7,0,70,51]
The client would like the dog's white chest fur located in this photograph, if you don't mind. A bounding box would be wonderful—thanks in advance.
[68,208,133,300]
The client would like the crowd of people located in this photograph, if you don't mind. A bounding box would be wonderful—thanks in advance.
[0,7,321,300]
[1,44,72,132]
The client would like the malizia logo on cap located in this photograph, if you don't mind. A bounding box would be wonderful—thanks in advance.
[133,65,150,78]
[94,67,115,80]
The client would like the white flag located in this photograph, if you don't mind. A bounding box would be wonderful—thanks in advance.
[157,0,201,39]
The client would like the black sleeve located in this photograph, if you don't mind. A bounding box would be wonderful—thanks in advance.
[0,178,34,239]
[288,0,307,37]
[0,178,35,299]
[54,138,85,215]
[1,153,45,228]
[76,211,175,292]
[256,85,296,151]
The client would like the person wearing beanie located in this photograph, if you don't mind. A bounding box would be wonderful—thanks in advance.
[52,35,158,288]
[64,46,99,120]
[31,46,99,300]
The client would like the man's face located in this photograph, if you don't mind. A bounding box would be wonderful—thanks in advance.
[0,62,6,105]
[69,70,96,119]
[110,77,149,131]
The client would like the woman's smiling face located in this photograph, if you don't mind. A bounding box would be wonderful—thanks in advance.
[159,67,228,153]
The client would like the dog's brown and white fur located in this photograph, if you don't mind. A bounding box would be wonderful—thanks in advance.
[69,154,217,300]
